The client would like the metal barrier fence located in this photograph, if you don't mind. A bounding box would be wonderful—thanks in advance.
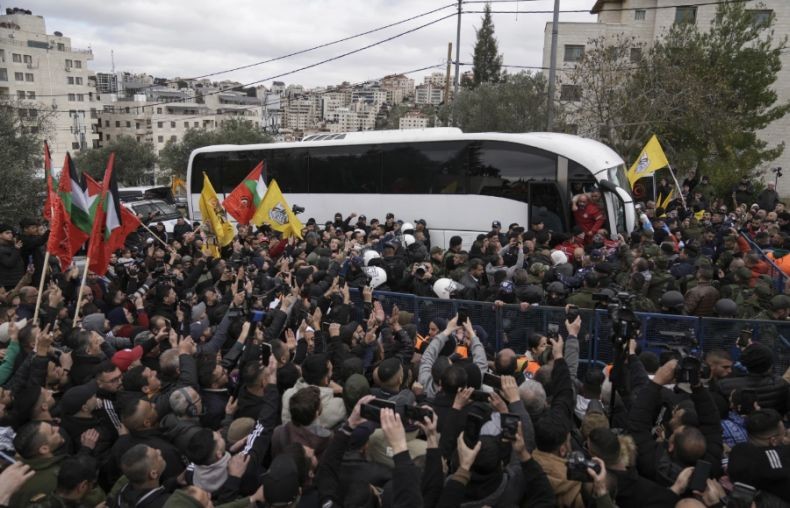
[351,289,790,376]
[739,231,788,294]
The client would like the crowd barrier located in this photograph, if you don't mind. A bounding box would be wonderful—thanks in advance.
[349,289,790,376]
[739,231,789,294]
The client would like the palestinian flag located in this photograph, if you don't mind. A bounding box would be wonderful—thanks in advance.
[47,153,91,270]
[223,161,267,224]
[59,153,95,236]
[86,154,117,276]
[84,169,141,257]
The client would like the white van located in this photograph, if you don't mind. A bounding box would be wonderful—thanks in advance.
[123,199,182,233]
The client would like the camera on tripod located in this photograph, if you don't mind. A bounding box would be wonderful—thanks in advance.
[771,167,783,178]
[649,330,710,387]
[593,291,640,348]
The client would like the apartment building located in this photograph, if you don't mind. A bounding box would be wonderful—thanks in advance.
[399,111,428,130]
[415,84,444,106]
[0,8,99,165]
[542,0,790,193]
[380,73,415,104]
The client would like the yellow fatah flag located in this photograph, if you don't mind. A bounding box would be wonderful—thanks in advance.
[199,173,235,258]
[251,179,304,239]
[659,190,674,210]
[627,135,670,187]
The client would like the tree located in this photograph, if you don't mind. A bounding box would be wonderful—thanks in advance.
[562,2,789,194]
[470,3,503,88]
[159,118,273,176]
[74,136,158,185]
[449,72,550,132]
[0,100,52,223]
[377,104,437,130]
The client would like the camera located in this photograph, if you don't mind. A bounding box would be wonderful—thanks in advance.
[415,265,426,277]
[566,450,601,482]
[771,166,783,178]
[594,291,639,348]
[649,330,710,387]
[674,356,710,387]
[403,405,433,423]
[291,204,305,215]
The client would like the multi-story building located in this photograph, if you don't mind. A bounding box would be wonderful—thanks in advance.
[423,71,447,88]
[282,94,320,132]
[415,84,444,106]
[380,74,415,104]
[399,111,428,130]
[0,8,100,164]
[542,0,790,193]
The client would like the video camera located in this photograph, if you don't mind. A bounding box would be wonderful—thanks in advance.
[593,291,640,348]
[649,330,711,386]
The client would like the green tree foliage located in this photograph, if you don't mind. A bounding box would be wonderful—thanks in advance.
[74,136,158,185]
[377,104,437,130]
[563,3,789,194]
[159,119,273,177]
[450,72,550,132]
[470,3,503,88]
[0,101,51,223]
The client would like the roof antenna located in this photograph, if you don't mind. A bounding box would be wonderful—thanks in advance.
[111,49,115,74]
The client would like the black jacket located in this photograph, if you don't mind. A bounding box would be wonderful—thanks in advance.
[0,238,24,288]
[609,467,679,508]
[718,373,789,415]
[728,442,790,501]
[109,428,186,484]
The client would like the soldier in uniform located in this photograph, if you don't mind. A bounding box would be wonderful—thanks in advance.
[566,272,600,309]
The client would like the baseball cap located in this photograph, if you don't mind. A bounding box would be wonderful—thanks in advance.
[111,346,144,372]
[59,382,98,416]
[492,220,501,228]
[261,455,301,505]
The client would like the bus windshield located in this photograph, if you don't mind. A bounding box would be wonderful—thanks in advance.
[606,164,629,193]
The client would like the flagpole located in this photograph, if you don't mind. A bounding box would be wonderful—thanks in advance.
[72,258,90,327]
[138,222,170,249]
[32,252,50,323]
[666,163,687,209]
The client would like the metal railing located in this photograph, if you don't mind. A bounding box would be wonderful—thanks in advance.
[739,231,788,293]
[350,289,790,376]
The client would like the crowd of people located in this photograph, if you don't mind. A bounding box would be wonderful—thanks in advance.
[0,171,787,507]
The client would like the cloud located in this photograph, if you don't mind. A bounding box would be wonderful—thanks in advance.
[20,0,596,87]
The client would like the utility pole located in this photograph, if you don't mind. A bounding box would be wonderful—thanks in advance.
[453,0,462,99]
[445,42,452,126]
[546,0,560,131]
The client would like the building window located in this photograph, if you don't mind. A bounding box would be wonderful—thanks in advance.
[105,134,111,141]
[67,76,74,85]
[23,54,32,64]
[25,73,34,82]
[630,47,642,63]
[126,121,131,127]
[675,6,697,24]
[75,77,83,85]
[28,108,37,117]
[157,107,162,114]
[156,121,163,128]
[74,60,82,69]
[12,53,22,63]
[115,121,120,127]
[0,68,7,81]
[170,135,177,142]
[65,59,72,68]
[14,72,24,81]
[560,84,582,101]
[194,121,199,127]
[17,90,25,99]
[27,91,35,99]
[634,9,646,21]
[136,122,141,129]
[57,43,65,51]
[564,45,585,62]
[184,121,189,128]
[68,93,76,101]
[158,136,164,143]
[76,94,84,101]
[171,121,176,128]
[748,9,772,27]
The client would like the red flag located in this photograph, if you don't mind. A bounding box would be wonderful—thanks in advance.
[87,154,115,276]
[42,142,54,221]
[223,161,266,224]
[48,153,90,271]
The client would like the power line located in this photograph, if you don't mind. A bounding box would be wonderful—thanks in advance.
[465,0,758,15]
[23,3,457,99]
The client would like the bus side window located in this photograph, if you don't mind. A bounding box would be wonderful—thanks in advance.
[381,142,468,194]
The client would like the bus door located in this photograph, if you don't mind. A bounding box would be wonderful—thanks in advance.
[528,182,566,233]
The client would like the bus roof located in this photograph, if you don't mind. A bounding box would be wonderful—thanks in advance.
[189,129,625,175]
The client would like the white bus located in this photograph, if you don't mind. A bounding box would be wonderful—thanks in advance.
[186,128,635,247]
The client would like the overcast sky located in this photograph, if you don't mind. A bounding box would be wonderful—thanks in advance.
[18,0,597,88]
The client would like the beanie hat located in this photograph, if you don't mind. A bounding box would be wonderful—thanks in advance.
[81,313,106,333]
[59,381,98,416]
[550,251,568,266]
[740,343,773,374]
[106,307,129,328]
[191,302,207,322]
